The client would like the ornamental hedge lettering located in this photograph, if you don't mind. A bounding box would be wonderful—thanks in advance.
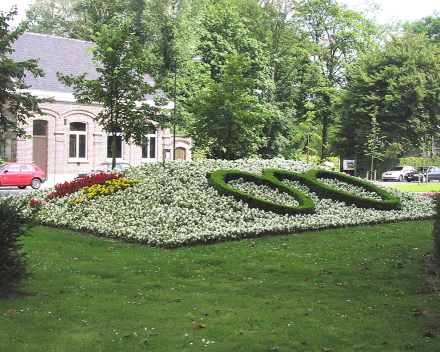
[209,169,401,215]
[209,169,315,215]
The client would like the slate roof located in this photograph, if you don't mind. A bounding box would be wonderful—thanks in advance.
[8,32,164,100]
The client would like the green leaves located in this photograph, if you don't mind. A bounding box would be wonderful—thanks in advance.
[0,8,49,145]
[188,54,269,159]
[56,16,168,166]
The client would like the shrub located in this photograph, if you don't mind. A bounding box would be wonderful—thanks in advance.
[433,195,440,267]
[0,197,37,298]
[209,169,315,215]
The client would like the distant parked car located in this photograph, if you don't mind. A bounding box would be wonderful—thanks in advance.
[77,162,131,178]
[381,166,415,182]
[0,162,46,189]
[405,166,440,182]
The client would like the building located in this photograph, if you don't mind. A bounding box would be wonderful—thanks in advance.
[2,32,191,185]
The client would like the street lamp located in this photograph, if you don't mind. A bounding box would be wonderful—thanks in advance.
[173,56,202,160]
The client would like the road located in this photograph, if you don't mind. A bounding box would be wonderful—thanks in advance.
[0,182,54,196]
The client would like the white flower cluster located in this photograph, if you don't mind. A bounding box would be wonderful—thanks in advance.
[31,159,434,247]
[317,177,383,200]
[228,178,300,207]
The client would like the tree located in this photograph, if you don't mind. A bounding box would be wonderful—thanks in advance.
[363,112,384,178]
[0,197,38,298]
[408,13,440,45]
[293,0,377,158]
[0,8,48,148]
[188,54,268,160]
[27,0,146,40]
[57,16,168,168]
[334,31,440,168]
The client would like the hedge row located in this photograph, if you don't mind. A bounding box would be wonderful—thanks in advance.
[398,157,440,168]
[209,169,401,215]
[208,169,315,215]
[269,169,400,211]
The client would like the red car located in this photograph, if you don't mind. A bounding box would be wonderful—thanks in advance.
[0,162,46,189]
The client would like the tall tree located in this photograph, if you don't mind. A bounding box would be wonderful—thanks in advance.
[294,0,376,158]
[334,31,440,165]
[0,8,48,147]
[57,16,168,168]
[188,54,268,160]
[408,13,440,45]
[27,0,146,40]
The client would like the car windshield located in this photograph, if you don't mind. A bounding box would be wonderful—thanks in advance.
[95,163,110,172]
[0,164,7,172]
[390,167,404,171]
[416,167,429,172]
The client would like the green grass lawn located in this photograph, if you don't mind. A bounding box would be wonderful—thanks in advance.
[1,222,439,351]
[388,182,440,192]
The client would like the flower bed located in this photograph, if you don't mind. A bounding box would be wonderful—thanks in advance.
[45,173,125,201]
[30,159,435,247]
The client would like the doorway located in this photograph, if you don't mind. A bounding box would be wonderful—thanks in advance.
[33,120,48,175]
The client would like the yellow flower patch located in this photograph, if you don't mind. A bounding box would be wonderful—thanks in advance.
[81,178,139,200]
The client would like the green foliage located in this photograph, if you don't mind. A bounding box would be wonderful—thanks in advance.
[408,14,440,45]
[209,169,315,215]
[0,8,49,146]
[293,0,377,158]
[27,0,146,40]
[335,30,440,162]
[188,54,269,159]
[0,197,37,298]
[434,195,440,266]
[399,157,440,168]
[273,169,401,211]
[209,168,400,214]
[57,16,168,168]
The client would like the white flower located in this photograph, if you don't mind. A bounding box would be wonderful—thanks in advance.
[28,158,434,247]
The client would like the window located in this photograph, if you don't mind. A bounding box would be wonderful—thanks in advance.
[33,120,47,136]
[107,130,123,159]
[69,122,87,159]
[142,127,157,160]
[21,164,36,172]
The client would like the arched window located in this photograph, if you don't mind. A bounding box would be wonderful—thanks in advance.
[69,122,87,159]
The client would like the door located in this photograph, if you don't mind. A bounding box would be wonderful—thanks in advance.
[1,164,22,185]
[33,120,48,175]
[175,147,186,160]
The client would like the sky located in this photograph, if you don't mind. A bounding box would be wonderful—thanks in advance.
[1,0,439,27]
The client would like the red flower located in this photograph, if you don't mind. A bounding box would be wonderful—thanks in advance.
[45,173,125,201]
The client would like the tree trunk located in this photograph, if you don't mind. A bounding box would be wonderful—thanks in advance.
[321,95,331,159]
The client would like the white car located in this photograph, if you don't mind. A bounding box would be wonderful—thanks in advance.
[381,166,415,182]
[77,162,131,178]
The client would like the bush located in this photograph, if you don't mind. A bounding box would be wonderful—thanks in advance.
[208,169,315,215]
[0,197,37,298]
[433,195,440,267]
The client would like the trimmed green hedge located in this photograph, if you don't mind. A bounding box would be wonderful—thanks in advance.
[271,169,400,211]
[209,169,401,215]
[208,169,315,215]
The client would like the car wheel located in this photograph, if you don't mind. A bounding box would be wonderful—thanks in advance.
[398,175,403,182]
[18,186,27,189]
[31,178,41,189]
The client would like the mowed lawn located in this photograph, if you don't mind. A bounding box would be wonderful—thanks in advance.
[1,221,439,351]
[388,182,440,193]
